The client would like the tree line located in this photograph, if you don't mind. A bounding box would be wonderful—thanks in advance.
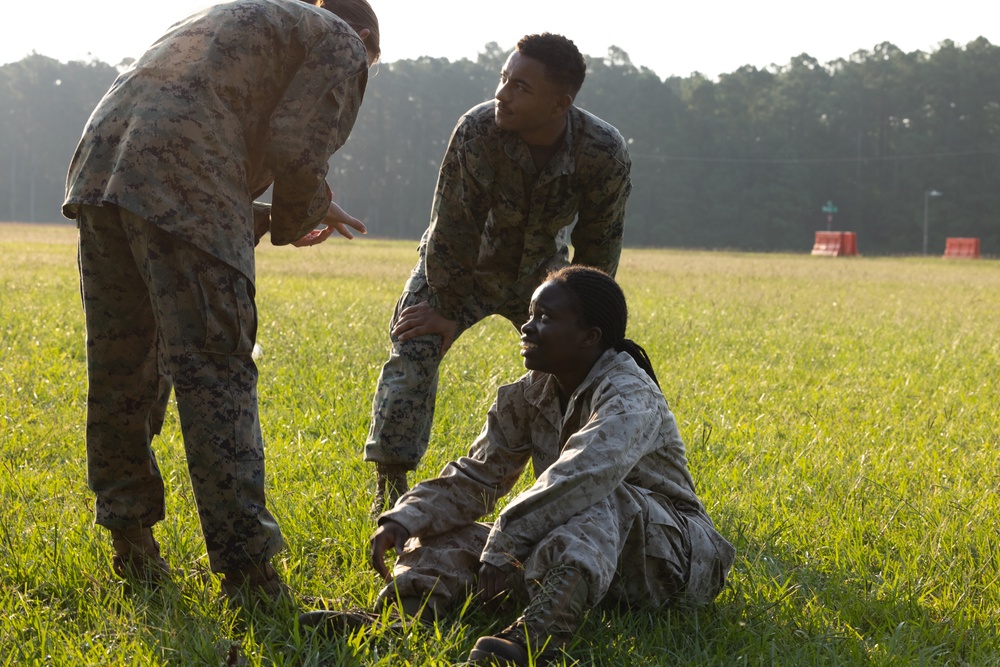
[2,37,998,255]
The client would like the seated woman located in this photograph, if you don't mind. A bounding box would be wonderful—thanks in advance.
[301,266,736,665]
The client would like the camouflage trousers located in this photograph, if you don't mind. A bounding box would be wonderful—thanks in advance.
[379,483,734,612]
[76,203,284,573]
[364,259,529,469]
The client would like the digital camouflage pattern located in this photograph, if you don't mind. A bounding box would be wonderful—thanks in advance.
[363,250,531,470]
[64,0,371,574]
[63,0,369,281]
[424,102,631,321]
[365,102,631,469]
[380,350,736,611]
[77,204,283,573]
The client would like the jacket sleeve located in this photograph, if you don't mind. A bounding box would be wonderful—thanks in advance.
[266,32,368,245]
[480,385,659,569]
[380,382,534,537]
[423,116,493,320]
[569,139,630,277]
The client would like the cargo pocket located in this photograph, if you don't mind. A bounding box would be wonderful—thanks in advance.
[199,267,257,355]
[640,493,690,605]
[680,515,735,605]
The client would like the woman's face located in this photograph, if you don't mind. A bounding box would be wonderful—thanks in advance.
[519,281,597,378]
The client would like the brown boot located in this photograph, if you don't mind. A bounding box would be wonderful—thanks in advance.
[467,565,588,666]
[110,526,171,585]
[369,463,409,517]
[220,560,290,608]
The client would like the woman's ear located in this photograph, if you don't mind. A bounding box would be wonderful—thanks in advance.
[583,325,603,350]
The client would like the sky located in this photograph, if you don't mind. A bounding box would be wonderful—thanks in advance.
[4,0,999,80]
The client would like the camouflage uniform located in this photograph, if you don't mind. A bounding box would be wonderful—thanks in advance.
[365,102,632,470]
[379,350,736,613]
[62,0,369,573]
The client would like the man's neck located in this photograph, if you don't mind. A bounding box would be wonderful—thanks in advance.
[527,141,561,172]
[518,115,568,151]
[521,117,568,171]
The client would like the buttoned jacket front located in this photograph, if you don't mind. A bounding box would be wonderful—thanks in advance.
[422,102,632,320]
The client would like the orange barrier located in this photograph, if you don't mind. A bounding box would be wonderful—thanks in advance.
[943,237,980,259]
[811,231,858,256]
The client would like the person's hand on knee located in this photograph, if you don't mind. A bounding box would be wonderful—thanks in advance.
[392,301,457,355]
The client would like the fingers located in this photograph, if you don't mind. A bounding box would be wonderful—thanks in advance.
[370,522,410,583]
[333,217,367,239]
[391,302,458,347]
[439,329,456,355]
[398,301,431,319]
[325,201,367,237]
[394,532,407,559]
[292,201,367,245]
[292,224,337,247]
[333,222,355,240]
[343,217,368,234]
[392,320,432,340]
[372,553,389,581]
[291,227,327,247]
[310,226,334,244]
[391,302,432,339]
[370,533,391,581]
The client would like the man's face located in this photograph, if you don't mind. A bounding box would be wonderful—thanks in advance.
[494,51,567,138]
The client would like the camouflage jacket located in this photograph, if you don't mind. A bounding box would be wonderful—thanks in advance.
[384,349,734,601]
[423,102,631,320]
[62,0,368,280]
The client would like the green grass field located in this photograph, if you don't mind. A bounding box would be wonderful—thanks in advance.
[1,222,998,666]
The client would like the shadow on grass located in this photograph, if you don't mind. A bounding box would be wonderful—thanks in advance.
[704,518,1000,666]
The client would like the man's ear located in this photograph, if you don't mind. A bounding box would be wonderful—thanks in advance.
[553,92,573,115]
[357,28,371,40]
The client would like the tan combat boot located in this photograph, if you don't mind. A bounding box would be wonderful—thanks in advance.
[467,565,589,666]
[110,525,171,585]
[369,463,409,517]
[220,560,290,608]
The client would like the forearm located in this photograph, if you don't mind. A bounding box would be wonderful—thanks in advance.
[423,199,485,320]
[266,55,366,244]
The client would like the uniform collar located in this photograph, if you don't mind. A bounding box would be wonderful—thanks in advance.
[523,348,622,426]
[501,106,578,183]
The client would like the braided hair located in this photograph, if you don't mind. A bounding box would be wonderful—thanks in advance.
[545,265,660,388]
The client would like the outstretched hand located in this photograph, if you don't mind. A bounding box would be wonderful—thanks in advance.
[370,520,410,582]
[391,300,458,355]
[292,200,367,247]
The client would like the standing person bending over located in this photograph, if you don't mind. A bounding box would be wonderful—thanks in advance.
[366,33,632,513]
[303,266,735,666]
[63,0,379,603]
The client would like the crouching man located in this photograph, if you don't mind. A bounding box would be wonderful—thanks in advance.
[302,266,735,664]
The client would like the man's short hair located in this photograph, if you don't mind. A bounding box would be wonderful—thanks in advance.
[516,33,586,97]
